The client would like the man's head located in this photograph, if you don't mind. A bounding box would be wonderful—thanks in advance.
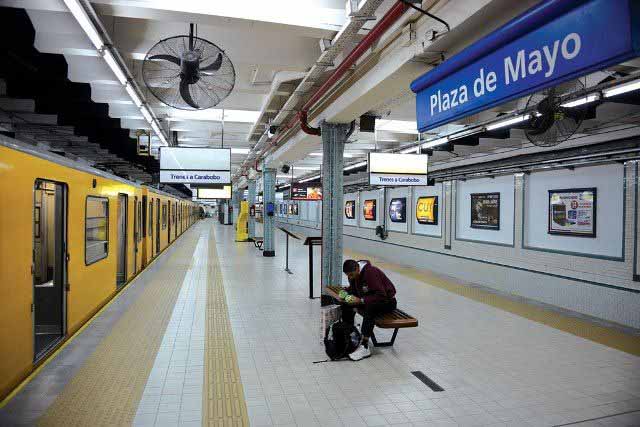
[343,259,360,282]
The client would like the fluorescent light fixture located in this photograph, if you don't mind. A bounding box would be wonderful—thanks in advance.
[300,175,321,183]
[141,107,153,123]
[102,49,127,85]
[167,109,260,123]
[449,128,483,140]
[344,161,367,171]
[309,152,354,158]
[292,166,320,170]
[421,136,449,149]
[603,78,640,98]
[376,119,419,134]
[63,0,103,50]
[125,82,143,107]
[486,114,531,131]
[231,148,250,154]
[276,175,294,179]
[400,146,420,154]
[561,93,600,108]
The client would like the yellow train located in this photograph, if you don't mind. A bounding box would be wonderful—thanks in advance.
[0,136,198,400]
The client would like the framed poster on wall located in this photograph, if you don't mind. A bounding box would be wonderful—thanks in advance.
[363,199,377,221]
[548,188,596,237]
[470,192,500,230]
[416,196,438,225]
[292,203,299,215]
[345,200,356,219]
[389,198,407,223]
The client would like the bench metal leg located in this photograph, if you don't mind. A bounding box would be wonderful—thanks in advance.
[371,328,398,347]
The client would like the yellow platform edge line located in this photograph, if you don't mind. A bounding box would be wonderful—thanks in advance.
[203,224,250,426]
[345,249,640,357]
[0,226,193,409]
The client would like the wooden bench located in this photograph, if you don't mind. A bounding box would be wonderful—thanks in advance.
[253,237,264,250]
[326,285,418,347]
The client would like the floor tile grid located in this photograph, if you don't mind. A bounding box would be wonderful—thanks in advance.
[214,223,640,426]
[134,233,208,427]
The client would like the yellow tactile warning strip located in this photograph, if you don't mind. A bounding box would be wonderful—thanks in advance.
[38,230,200,427]
[203,224,249,426]
[345,249,640,357]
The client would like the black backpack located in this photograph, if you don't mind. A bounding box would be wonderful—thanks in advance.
[324,321,361,360]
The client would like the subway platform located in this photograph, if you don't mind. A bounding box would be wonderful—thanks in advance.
[1,219,639,427]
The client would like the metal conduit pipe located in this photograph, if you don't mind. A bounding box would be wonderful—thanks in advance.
[250,1,410,171]
[297,1,409,135]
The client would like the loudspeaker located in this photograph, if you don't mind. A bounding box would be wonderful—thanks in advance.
[359,114,376,133]
[281,165,290,174]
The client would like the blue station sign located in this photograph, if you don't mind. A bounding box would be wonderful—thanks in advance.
[411,0,640,132]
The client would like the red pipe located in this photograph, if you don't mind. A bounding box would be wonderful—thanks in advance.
[251,1,408,165]
[301,1,408,122]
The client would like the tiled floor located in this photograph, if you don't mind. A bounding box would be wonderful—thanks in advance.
[134,234,208,427]
[2,219,640,426]
[215,223,640,427]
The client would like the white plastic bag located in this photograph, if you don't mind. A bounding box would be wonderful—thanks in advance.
[319,304,341,343]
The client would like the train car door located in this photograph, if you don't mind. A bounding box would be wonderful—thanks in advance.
[167,202,172,243]
[116,194,128,286]
[32,179,67,361]
[148,199,153,259]
[156,199,160,254]
[133,196,139,275]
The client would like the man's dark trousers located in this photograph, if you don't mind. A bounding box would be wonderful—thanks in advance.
[342,299,397,337]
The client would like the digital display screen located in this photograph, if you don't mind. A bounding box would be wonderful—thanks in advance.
[196,186,232,200]
[363,199,377,221]
[291,185,322,200]
[416,196,438,225]
[389,198,407,223]
[345,200,356,219]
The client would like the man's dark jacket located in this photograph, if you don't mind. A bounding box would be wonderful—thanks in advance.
[346,261,396,304]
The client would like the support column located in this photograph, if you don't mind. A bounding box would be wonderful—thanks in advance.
[247,179,256,241]
[262,168,276,257]
[320,122,349,305]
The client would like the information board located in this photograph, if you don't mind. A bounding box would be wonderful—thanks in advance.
[160,147,231,184]
[368,153,429,186]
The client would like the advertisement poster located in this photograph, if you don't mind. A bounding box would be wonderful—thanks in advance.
[287,204,293,215]
[389,198,407,223]
[292,204,299,215]
[416,196,438,225]
[363,199,377,221]
[548,188,596,237]
[291,185,322,200]
[470,192,500,230]
[344,200,356,219]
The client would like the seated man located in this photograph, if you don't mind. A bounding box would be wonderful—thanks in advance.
[341,259,397,361]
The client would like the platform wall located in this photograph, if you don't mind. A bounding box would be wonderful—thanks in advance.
[276,162,640,329]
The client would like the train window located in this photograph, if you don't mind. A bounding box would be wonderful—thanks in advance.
[142,196,147,238]
[85,196,109,265]
[148,201,153,237]
[162,203,167,229]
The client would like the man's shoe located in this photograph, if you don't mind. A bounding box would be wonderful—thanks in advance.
[348,343,372,361]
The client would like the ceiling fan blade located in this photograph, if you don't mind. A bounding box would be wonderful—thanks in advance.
[179,79,200,109]
[189,23,194,51]
[149,54,180,66]
[200,53,222,72]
